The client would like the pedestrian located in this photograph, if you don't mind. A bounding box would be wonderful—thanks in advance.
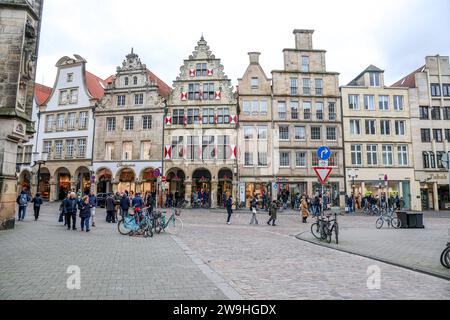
[63,192,78,230]
[226,196,233,225]
[120,193,131,217]
[16,189,31,221]
[88,191,97,227]
[106,193,116,223]
[132,192,144,209]
[78,195,91,232]
[249,195,259,225]
[267,200,278,226]
[31,193,43,221]
[301,197,310,223]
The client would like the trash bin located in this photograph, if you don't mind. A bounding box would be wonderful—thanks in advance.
[396,211,424,229]
[397,211,408,228]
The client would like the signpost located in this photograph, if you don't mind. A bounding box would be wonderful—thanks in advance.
[315,147,333,215]
[442,152,450,209]
[314,167,333,186]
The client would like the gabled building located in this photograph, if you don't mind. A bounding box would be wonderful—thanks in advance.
[393,55,450,211]
[92,49,171,195]
[164,36,238,208]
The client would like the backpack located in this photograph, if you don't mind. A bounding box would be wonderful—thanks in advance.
[19,194,28,206]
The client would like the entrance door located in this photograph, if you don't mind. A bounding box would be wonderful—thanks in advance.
[402,181,411,210]
[420,189,430,210]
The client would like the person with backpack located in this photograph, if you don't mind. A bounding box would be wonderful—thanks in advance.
[63,192,78,230]
[31,193,43,221]
[16,189,31,221]
[78,195,91,232]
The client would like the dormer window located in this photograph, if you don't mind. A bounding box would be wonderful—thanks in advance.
[67,73,73,82]
[369,73,380,87]
[125,77,129,86]
[133,76,138,85]
[251,77,259,89]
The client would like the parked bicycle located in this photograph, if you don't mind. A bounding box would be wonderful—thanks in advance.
[376,210,401,229]
[311,213,339,244]
[440,228,450,269]
[153,208,183,235]
[117,207,153,238]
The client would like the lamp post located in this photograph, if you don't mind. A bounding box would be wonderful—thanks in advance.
[158,98,169,209]
[347,169,359,212]
[33,152,48,195]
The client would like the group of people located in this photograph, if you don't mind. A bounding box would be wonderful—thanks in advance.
[16,189,43,221]
[192,190,210,208]
[345,193,405,212]
[59,191,98,232]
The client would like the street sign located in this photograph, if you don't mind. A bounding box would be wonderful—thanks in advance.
[317,146,331,161]
[314,167,333,185]
[154,168,161,177]
[319,160,329,167]
[161,176,166,183]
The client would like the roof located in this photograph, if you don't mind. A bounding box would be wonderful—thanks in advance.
[85,71,107,99]
[34,83,52,106]
[347,64,384,86]
[391,65,426,88]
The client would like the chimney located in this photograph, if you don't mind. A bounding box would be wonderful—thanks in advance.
[293,29,314,50]
[248,52,261,64]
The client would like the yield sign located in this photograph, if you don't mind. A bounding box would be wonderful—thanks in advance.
[314,167,333,185]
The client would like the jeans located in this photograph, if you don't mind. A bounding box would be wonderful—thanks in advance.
[33,206,41,220]
[18,206,27,220]
[106,210,116,223]
[226,209,232,223]
[80,217,90,231]
[268,217,276,225]
[249,211,259,225]
[65,213,76,229]
[90,208,96,225]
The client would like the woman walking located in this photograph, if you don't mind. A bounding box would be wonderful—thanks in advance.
[267,200,277,226]
[301,197,310,223]
[249,195,259,225]
[31,193,43,221]
[78,195,91,232]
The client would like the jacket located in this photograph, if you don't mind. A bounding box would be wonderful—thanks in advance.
[78,202,91,218]
[106,196,116,211]
[16,192,31,207]
[88,195,97,208]
[120,196,131,210]
[32,196,43,207]
[63,198,78,215]
[269,202,278,219]
[131,196,144,208]
[301,200,310,217]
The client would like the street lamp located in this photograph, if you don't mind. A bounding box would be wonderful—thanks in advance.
[347,169,359,200]
[33,152,48,195]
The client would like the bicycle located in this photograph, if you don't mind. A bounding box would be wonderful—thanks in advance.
[375,210,401,229]
[440,228,450,269]
[311,213,339,244]
[117,207,154,238]
[153,208,183,235]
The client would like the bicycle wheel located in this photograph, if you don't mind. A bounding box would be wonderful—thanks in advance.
[118,220,131,235]
[311,222,321,240]
[376,218,384,229]
[391,217,401,229]
[166,217,183,235]
[326,226,332,244]
[440,246,450,269]
[334,223,339,244]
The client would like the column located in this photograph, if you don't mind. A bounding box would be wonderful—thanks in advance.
[112,182,118,193]
[211,180,218,209]
[92,182,98,195]
[307,180,313,197]
[185,180,192,206]
[136,182,142,195]
[433,182,439,211]
[50,182,57,202]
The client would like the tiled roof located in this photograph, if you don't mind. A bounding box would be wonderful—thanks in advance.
[34,83,52,106]
[391,65,426,88]
[86,71,107,99]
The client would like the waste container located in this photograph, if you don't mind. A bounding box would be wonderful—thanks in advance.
[396,211,424,229]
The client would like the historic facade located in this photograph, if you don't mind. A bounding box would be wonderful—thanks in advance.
[393,55,450,211]
[270,30,345,207]
[93,49,171,196]
[164,36,238,208]
[0,0,44,229]
[341,65,418,210]
[33,55,105,201]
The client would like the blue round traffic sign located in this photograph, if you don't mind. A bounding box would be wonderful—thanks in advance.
[317,146,331,161]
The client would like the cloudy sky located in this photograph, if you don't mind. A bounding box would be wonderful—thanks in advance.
[36,0,450,89]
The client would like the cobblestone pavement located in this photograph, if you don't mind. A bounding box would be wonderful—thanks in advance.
[0,203,228,300]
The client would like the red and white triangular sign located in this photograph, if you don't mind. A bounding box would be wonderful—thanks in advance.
[313,167,333,185]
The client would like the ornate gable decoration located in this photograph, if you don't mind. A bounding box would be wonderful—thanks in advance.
[117,48,147,73]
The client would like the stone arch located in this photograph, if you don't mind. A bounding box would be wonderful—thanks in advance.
[74,166,91,195]
[140,167,157,195]
[37,167,51,200]
[54,167,71,200]
[96,167,113,194]
[116,167,136,194]
[18,169,32,194]
[217,168,233,206]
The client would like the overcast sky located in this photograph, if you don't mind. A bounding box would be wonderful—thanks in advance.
[36,0,450,89]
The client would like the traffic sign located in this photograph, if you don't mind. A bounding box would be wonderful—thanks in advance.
[314,167,333,185]
[319,160,329,167]
[161,176,166,183]
[317,146,331,161]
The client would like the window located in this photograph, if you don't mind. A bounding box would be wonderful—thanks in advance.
[188,83,201,100]
[433,129,443,142]
[380,120,390,135]
[369,72,380,86]
[397,145,408,166]
[420,106,429,119]
[105,117,115,131]
[316,102,324,120]
[350,119,361,135]
[395,121,406,136]
[217,107,230,124]
[124,117,134,130]
[280,152,290,167]
[172,109,185,125]
[302,78,311,95]
[196,63,207,76]
[364,95,375,110]
[295,152,306,167]
[431,107,441,120]
[348,95,360,110]
[444,107,450,120]
[251,77,259,89]
[16,146,23,163]
[202,136,215,160]
[443,84,450,97]
[379,95,389,110]
[134,93,144,105]
[312,152,319,166]
[279,126,289,140]
[187,108,200,124]
[133,76,138,85]
[56,114,65,131]
[301,56,310,72]
[393,96,404,111]
[367,145,378,166]
[365,120,376,135]
[421,129,431,142]
[243,101,250,115]
[77,139,86,158]
[69,89,78,104]
[203,83,215,100]
[430,152,436,168]
[244,126,253,140]
[217,135,230,160]
[202,108,215,124]
[430,83,441,96]
[79,112,88,129]
[382,145,393,166]
[437,151,446,168]
[260,100,268,115]
[291,101,299,119]
[68,113,76,130]
[257,126,267,140]
[278,101,286,120]
[290,78,298,95]
[258,152,268,166]
[59,89,78,105]
[326,127,336,141]
[311,126,321,140]
[142,116,152,130]
[124,77,129,86]
[45,115,54,131]
[67,73,73,82]
[294,126,306,140]
[43,141,52,154]
[105,142,114,161]
[59,90,69,105]
[244,152,253,166]
[23,146,32,164]
[351,145,362,165]
[329,153,338,167]
[122,142,132,160]
[117,95,126,106]
[423,152,431,168]
[315,79,323,96]
[168,136,182,160]
[54,140,63,159]
[251,101,259,114]
[66,139,74,158]
[303,102,311,120]
[445,129,450,142]
[328,102,336,120]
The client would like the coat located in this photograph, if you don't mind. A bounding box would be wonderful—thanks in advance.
[106,196,116,211]
[78,202,91,218]
[301,200,309,218]
[63,198,78,215]
[269,202,277,219]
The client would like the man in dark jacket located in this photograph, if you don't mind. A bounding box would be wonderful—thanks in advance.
[106,193,116,223]
[131,193,144,209]
[63,192,78,230]
[31,193,43,221]
[16,189,31,221]
[226,196,233,225]
[120,193,131,217]
[88,191,97,227]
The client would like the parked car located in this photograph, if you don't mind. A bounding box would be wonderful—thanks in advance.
[96,193,107,208]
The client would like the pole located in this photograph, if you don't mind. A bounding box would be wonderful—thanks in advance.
[36,162,41,195]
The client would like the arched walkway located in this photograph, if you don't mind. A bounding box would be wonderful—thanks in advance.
[38,167,51,200]
[140,167,157,195]
[96,168,113,194]
[218,168,233,207]
[54,167,71,200]
[116,168,136,194]
[166,168,186,206]
[75,166,91,196]
[18,170,31,194]
[192,168,212,207]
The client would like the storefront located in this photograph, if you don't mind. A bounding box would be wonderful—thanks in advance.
[141,168,157,195]
[313,181,340,207]
[118,168,136,194]
[192,169,211,205]
[352,180,411,210]
[218,169,233,207]
[96,168,112,194]
[167,169,185,202]
[39,170,51,200]
[56,169,71,200]
[245,182,270,208]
